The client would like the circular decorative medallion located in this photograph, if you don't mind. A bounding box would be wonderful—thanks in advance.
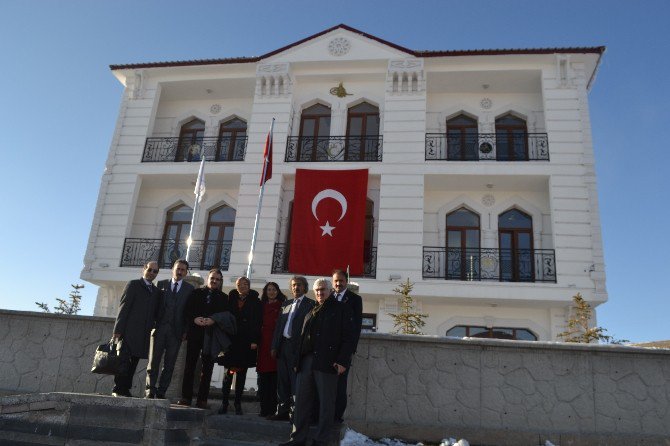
[479,142,493,154]
[480,98,492,109]
[210,104,221,114]
[482,194,495,207]
[328,38,351,56]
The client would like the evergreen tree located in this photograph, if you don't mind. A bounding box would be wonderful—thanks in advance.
[389,278,428,334]
[558,293,627,344]
[35,284,84,315]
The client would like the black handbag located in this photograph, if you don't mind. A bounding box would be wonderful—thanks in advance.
[91,338,130,375]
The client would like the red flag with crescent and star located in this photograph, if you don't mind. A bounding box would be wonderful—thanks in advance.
[288,168,368,276]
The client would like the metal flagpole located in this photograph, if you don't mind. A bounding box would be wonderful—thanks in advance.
[186,150,206,263]
[246,118,275,280]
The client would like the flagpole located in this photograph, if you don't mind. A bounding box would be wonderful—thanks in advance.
[246,118,275,280]
[186,150,206,263]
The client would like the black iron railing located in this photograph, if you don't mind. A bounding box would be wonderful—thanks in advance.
[285,136,383,162]
[142,136,247,162]
[422,247,556,283]
[271,243,377,278]
[121,238,232,271]
[425,133,549,161]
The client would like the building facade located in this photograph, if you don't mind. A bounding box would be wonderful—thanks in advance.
[82,25,607,342]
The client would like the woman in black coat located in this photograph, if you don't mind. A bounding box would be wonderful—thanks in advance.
[218,276,262,415]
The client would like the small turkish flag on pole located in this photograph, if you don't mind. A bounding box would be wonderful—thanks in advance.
[260,121,273,185]
[288,169,368,275]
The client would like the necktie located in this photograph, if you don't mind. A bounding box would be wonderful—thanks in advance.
[286,298,301,336]
[146,282,153,293]
[173,282,179,295]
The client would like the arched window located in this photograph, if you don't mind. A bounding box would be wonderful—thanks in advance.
[447,114,478,161]
[160,204,193,267]
[298,104,331,161]
[495,114,528,161]
[498,208,533,282]
[346,102,380,161]
[177,118,205,162]
[202,205,236,270]
[446,325,537,341]
[446,207,480,280]
[217,118,247,161]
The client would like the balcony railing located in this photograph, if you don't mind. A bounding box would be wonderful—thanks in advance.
[285,136,383,162]
[271,243,377,278]
[425,133,549,161]
[121,238,232,271]
[142,136,247,162]
[422,247,556,283]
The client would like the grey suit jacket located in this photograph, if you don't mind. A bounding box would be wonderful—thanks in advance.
[156,279,195,339]
[271,296,315,353]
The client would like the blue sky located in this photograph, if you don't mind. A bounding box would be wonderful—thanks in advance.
[0,0,667,343]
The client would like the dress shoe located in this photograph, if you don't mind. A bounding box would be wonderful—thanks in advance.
[195,400,208,409]
[155,392,165,399]
[144,391,156,399]
[218,404,228,414]
[176,399,191,407]
[267,411,290,421]
[277,441,305,446]
[112,391,131,397]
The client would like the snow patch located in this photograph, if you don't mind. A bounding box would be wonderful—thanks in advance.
[340,429,470,446]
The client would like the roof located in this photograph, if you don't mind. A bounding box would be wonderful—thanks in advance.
[109,24,605,71]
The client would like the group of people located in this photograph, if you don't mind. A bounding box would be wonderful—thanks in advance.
[110,259,362,446]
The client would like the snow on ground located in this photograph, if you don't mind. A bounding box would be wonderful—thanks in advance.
[340,428,470,446]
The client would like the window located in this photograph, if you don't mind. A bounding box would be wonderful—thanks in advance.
[446,208,480,280]
[346,102,380,161]
[498,209,534,282]
[160,204,192,267]
[495,114,528,161]
[361,313,377,332]
[218,118,247,161]
[298,104,331,161]
[364,199,374,265]
[446,114,478,160]
[446,325,537,341]
[177,119,205,161]
[203,205,236,270]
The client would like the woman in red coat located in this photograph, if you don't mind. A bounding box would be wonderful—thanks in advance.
[256,281,286,417]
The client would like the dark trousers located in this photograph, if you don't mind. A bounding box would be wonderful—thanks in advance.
[290,355,338,444]
[276,337,297,414]
[181,336,214,403]
[334,366,350,421]
[221,367,248,407]
[145,327,181,396]
[257,371,278,416]
[113,355,141,395]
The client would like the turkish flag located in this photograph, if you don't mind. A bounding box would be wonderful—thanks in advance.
[288,169,368,276]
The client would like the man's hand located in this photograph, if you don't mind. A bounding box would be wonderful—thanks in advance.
[333,363,347,375]
[250,343,258,350]
[270,349,277,359]
[112,333,121,340]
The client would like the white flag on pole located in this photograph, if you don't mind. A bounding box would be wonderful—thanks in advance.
[194,157,206,202]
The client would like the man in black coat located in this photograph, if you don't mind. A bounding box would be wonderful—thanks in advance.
[178,268,230,408]
[218,276,261,415]
[279,278,354,446]
[145,259,194,399]
[268,276,315,421]
[112,261,161,397]
[331,269,363,422]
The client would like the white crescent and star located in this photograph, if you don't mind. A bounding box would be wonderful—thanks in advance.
[311,189,348,237]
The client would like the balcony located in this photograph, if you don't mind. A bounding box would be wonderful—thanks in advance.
[285,136,383,162]
[425,133,549,161]
[422,247,556,283]
[271,243,377,278]
[120,238,232,271]
[141,136,247,162]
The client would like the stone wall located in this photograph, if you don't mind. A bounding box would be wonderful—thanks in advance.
[2,310,669,444]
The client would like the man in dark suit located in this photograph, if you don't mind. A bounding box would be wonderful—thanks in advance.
[279,278,354,446]
[145,259,194,399]
[112,261,161,397]
[268,276,315,421]
[331,269,363,422]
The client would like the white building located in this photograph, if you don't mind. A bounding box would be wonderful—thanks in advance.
[82,24,607,342]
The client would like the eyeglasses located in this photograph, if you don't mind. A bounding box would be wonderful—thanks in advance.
[146,268,159,274]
